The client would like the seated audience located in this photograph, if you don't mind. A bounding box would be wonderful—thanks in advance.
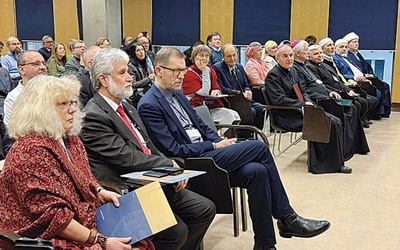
[37,35,54,62]
[1,36,22,85]
[292,42,369,160]
[47,42,67,77]
[262,40,278,69]
[123,43,155,107]
[76,46,100,107]
[333,39,380,121]
[182,44,240,133]
[95,37,111,49]
[138,46,330,250]
[214,44,266,130]
[137,35,155,64]
[64,40,86,76]
[183,40,205,67]
[4,50,47,125]
[244,42,270,89]
[80,48,216,250]
[265,44,352,174]
[66,38,76,61]
[318,38,373,127]
[0,68,14,116]
[0,75,154,249]
[343,32,391,118]
[206,31,223,65]
[122,35,134,48]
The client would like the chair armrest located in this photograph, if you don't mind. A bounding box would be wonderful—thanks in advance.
[215,123,269,146]
[263,104,302,113]
[0,230,21,246]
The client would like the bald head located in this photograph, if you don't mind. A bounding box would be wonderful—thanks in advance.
[83,46,101,70]
[17,51,47,83]
[222,44,238,67]
[276,45,294,69]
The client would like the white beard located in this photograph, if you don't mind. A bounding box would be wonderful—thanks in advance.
[108,78,133,100]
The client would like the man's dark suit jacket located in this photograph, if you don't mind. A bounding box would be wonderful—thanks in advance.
[292,61,328,101]
[80,93,173,188]
[306,60,350,94]
[76,68,95,107]
[137,84,222,159]
[38,47,51,62]
[264,65,311,132]
[213,61,250,94]
[346,51,374,75]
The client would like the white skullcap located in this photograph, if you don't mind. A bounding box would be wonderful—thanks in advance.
[308,45,320,51]
[335,39,348,47]
[343,32,359,42]
[319,38,333,48]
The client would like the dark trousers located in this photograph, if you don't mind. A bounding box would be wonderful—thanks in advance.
[251,100,266,130]
[153,187,216,250]
[201,140,293,246]
[308,113,345,173]
[366,94,379,119]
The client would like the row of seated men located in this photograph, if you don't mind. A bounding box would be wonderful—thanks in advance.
[0,46,333,249]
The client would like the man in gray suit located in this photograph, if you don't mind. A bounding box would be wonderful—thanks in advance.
[63,40,86,76]
[80,48,215,250]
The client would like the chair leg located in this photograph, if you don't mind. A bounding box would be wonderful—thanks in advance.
[232,187,239,237]
[240,188,248,232]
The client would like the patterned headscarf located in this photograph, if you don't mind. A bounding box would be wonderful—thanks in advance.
[245,42,262,58]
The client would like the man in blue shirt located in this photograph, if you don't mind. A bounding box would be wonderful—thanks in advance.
[1,36,22,85]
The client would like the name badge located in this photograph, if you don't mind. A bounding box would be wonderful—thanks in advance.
[186,128,203,143]
[333,76,339,82]
[316,79,323,84]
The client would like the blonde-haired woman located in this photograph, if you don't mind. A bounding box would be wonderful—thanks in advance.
[47,42,67,77]
[0,75,154,250]
[262,40,278,69]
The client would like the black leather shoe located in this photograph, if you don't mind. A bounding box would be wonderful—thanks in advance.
[338,165,352,174]
[253,244,277,250]
[277,213,330,238]
[361,120,370,128]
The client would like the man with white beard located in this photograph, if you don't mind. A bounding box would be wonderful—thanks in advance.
[80,48,216,250]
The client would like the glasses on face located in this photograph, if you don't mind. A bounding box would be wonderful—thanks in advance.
[57,100,78,109]
[45,41,54,44]
[75,45,86,49]
[20,61,47,67]
[159,65,188,76]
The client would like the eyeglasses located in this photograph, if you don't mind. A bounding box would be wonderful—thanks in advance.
[57,100,78,109]
[159,65,188,76]
[75,45,86,49]
[44,41,54,44]
[20,61,47,67]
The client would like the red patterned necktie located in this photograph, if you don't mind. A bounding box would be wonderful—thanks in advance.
[116,106,151,155]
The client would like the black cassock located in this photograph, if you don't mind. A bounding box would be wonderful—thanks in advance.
[265,64,367,174]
